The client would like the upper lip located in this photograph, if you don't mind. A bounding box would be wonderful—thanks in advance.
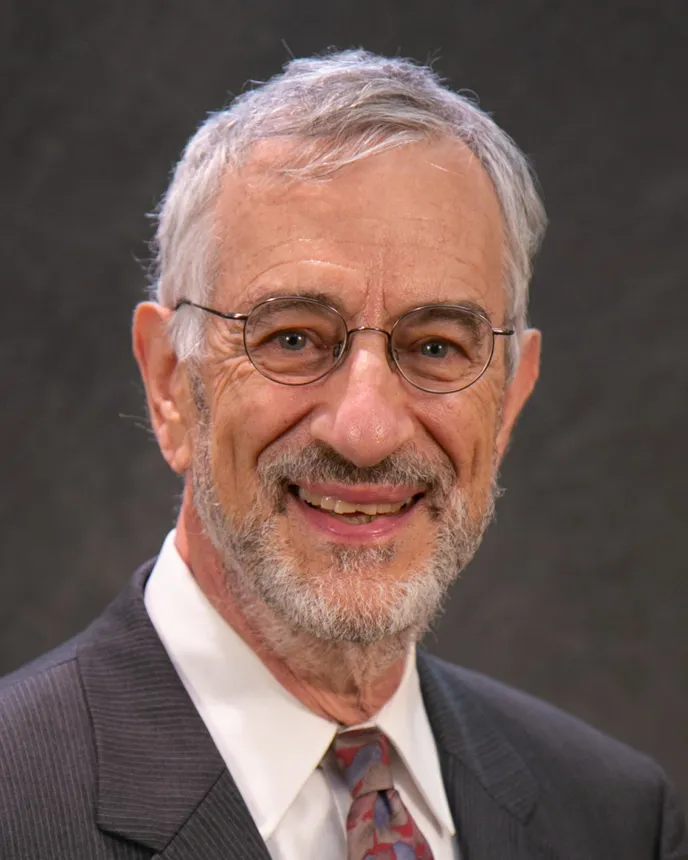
[293,482,425,504]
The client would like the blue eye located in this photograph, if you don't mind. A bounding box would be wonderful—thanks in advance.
[277,332,307,351]
[420,340,450,358]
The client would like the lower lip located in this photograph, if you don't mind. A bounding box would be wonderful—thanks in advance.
[290,493,419,541]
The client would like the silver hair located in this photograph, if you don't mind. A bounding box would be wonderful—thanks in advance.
[151,49,547,376]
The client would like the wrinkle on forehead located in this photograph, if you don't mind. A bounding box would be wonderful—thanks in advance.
[213,138,505,319]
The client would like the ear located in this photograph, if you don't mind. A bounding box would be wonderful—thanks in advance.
[495,328,541,464]
[132,302,194,474]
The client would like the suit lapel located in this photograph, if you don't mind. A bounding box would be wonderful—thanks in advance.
[77,562,271,860]
[417,652,562,860]
[154,770,271,860]
[76,562,574,860]
[439,755,560,860]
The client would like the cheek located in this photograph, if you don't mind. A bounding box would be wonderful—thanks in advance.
[207,371,315,492]
[417,383,502,482]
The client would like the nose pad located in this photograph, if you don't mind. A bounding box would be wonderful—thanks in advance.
[338,327,397,372]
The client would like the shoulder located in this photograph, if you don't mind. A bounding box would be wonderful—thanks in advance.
[0,638,95,765]
[0,634,89,741]
[0,636,104,856]
[418,652,688,857]
[419,651,662,781]
[0,562,156,860]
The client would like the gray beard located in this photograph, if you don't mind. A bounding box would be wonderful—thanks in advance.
[190,412,499,655]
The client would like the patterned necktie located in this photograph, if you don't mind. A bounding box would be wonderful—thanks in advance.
[333,728,435,860]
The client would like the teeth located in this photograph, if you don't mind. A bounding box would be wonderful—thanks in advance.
[297,487,414,516]
[334,499,358,514]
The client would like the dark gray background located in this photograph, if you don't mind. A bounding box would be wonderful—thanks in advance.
[2,0,687,801]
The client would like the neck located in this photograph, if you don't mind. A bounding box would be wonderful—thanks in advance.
[175,497,409,725]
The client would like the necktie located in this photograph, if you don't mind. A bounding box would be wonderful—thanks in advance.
[333,728,435,860]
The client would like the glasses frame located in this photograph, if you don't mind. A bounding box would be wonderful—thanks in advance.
[174,296,515,394]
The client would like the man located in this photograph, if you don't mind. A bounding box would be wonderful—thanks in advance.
[1,49,685,860]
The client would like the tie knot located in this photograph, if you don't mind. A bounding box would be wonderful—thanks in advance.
[333,728,394,798]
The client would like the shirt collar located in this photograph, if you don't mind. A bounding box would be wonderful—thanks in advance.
[375,648,456,834]
[145,531,454,838]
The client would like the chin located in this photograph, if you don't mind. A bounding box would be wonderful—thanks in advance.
[248,549,450,646]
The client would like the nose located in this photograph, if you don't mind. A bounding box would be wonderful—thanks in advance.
[309,333,415,467]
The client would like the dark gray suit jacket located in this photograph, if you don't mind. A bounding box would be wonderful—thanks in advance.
[1,562,687,860]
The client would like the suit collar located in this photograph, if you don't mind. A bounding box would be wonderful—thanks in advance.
[77,561,559,860]
[417,651,539,823]
[417,652,563,860]
[77,561,270,859]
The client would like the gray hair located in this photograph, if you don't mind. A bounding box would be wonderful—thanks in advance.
[151,49,546,376]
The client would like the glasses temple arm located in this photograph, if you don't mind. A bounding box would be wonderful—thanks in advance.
[174,300,249,321]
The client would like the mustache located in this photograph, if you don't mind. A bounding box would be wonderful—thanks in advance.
[256,441,458,502]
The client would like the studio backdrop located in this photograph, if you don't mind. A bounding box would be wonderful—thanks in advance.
[1,0,687,801]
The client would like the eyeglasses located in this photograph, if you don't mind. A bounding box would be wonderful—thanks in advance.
[174,296,514,394]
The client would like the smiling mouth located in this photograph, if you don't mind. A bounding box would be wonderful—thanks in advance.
[288,485,424,524]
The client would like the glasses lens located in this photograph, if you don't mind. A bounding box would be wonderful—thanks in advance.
[392,306,492,392]
[244,298,346,384]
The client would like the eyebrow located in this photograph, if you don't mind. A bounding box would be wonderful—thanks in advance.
[244,288,494,323]
[245,288,349,316]
[424,298,492,320]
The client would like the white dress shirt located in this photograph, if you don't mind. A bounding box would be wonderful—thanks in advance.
[145,531,458,860]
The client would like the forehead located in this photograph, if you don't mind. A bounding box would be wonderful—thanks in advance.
[214,138,506,318]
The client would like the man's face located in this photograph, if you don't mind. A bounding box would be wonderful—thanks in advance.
[170,139,538,644]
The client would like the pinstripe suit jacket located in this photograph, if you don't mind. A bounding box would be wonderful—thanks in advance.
[1,562,687,860]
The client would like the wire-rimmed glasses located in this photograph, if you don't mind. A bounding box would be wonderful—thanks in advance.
[174,295,514,394]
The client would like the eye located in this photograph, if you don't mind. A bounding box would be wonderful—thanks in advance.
[275,331,308,351]
[419,339,453,358]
